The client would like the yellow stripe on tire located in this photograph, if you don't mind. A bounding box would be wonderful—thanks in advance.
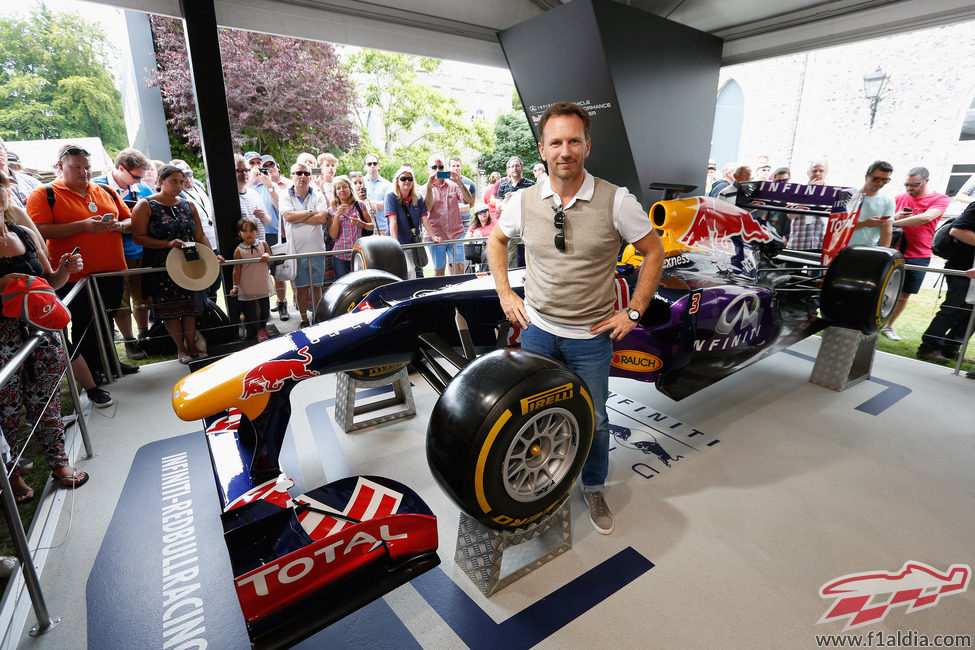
[475,409,512,513]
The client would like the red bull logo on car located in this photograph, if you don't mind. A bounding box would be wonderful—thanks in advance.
[652,197,773,256]
[240,346,319,400]
[818,561,970,631]
[677,199,773,249]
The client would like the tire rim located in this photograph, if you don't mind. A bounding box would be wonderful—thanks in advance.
[879,266,904,319]
[502,407,579,502]
[352,253,364,272]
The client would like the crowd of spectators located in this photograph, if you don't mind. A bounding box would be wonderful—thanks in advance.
[707,154,975,370]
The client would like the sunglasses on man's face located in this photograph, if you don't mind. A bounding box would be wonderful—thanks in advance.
[127,169,143,181]
[366,161,379,166]
[235,168,248,174]
[870,176,891,185]
[905,181,923,188]
[293,171,311,177]
[430,165,444,170]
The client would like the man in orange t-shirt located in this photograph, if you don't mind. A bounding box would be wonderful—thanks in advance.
[29,144,137,380]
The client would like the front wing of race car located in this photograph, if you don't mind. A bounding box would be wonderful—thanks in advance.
[204,408,439,648]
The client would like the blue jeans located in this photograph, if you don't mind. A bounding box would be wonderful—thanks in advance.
[333,257,351,279]
[520,326,612,491]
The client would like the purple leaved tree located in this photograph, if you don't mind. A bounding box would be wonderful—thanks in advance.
[149,16,359,165]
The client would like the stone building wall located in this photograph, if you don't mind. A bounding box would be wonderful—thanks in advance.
[717,19,975,194]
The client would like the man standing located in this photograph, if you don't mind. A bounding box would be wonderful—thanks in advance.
[494,156,534,210]
[848,161,894,248]
[261,155,292,320]
[424,155,473,276]
[363,154,392,235]
[93,148,154,361]
[882,167,951,341]
[533,162,548,184]
[704,159,717,195]
[448,156,476,229]
[708,163,736,198]
[765,167,792,239]
[316,153,338,204]
[916,201,975,363]
[488,102,664,535]
[754,156,772,181]
[236,154,269,240]
[29,144,138,380]
[717,164,751,204]
[788,160,829,251]
[279,162,330,328]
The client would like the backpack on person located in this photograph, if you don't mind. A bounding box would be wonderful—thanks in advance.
[931,216,959,259]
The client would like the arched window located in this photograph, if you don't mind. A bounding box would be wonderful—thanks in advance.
[709,80,744,169]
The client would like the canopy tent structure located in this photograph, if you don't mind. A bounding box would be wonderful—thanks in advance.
[90,0,975,67]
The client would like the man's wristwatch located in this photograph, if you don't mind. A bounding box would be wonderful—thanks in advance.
[625,307,641,322]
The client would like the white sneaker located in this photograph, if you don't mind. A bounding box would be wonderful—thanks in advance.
[583,490,615,535]
[880,326,902,341]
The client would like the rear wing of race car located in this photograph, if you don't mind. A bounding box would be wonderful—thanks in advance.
[735,181,863,265]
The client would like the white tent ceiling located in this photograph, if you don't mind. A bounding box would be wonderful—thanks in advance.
[95,0,975,67]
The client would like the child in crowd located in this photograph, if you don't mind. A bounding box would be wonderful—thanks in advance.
[464,203,494,270]
[230,217,273,342]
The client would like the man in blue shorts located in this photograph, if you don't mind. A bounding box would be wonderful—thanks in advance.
[423,155,473,276]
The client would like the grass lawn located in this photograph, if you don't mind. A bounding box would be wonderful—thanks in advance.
[873,287,975,373]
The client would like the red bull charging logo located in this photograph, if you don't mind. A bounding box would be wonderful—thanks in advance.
[818,561,970,630]
[240,346,319,400]
[678,200,773,249]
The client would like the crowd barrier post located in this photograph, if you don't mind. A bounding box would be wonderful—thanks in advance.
[87,278,121,382]
[0,335,62,637]
[56,280,95,457]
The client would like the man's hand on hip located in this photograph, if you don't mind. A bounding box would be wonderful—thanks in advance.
[590,311,636,341]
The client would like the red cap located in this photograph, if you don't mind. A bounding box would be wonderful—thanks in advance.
[1,275,71,331]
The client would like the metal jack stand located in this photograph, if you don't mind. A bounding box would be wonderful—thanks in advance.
[334,366,416,432]
[810,326,878,391]
[454,496,572,596]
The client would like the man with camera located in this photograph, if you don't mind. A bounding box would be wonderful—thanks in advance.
[363,154,392,235]
[424,155,473,276]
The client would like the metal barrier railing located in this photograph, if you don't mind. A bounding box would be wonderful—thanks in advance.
[1,278,96,638]
[87,237,486,358]
[902,263,975,376]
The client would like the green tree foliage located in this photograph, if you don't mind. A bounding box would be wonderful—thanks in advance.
[344,50,492,174]
[0,5,126,151]
[482,111,540,176]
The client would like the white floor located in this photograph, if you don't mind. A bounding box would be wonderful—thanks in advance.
[5,335,974,649]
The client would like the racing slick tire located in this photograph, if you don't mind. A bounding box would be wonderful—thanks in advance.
[316,269,400,321]
[821,245,905,334]
[352,235,409,280]
[427,349,594,531]
[316,270,405,380]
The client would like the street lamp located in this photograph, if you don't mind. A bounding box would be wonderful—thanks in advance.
[863,67,889,128]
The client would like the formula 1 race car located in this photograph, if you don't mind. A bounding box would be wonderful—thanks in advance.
[171,180,902,645]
